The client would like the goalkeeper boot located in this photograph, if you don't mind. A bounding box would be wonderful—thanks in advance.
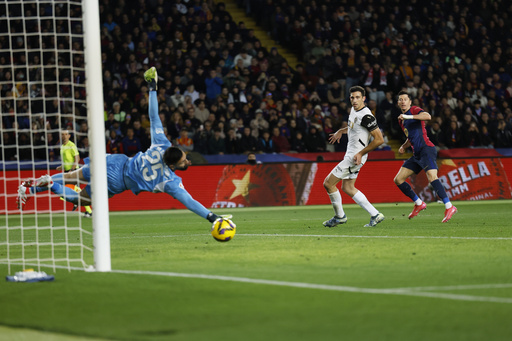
[408,202,427,219]
[364,212,385,227]
[144,66,158,91]
[323,215,347,227]
[84,212,92,218]
[16,185,31,211]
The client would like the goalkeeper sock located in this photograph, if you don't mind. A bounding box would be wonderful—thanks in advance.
[207,212,220,223]
[50,182,79,205]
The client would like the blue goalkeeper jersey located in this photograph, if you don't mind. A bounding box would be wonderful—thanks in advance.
[121,91,210,218]
[82,92,211,219]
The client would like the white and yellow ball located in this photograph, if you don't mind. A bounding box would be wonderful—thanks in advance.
[211,218,236,242]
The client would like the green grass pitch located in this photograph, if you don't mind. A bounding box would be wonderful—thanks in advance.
[1,200,512,341]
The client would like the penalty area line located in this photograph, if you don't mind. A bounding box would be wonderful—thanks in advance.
[110,269,512,304]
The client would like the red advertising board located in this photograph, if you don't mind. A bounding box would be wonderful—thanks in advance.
[1,158,511,213]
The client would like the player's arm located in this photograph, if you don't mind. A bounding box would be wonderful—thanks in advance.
[353,114,384,165]
[73,145,80,170]
[328,127,348,144]
[399,139,411,154]
[148,91,172,148]
[164,181,223,223]
[398,111,431,121]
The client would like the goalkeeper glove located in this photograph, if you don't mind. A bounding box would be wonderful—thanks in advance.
[207,212,233,223]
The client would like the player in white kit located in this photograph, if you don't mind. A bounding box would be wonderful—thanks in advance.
[323,86,385,227]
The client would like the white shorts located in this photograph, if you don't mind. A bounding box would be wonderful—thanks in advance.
[329,158,365,180]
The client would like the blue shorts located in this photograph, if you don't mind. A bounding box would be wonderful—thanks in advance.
[402,146,438,174]
[82,154,129,197]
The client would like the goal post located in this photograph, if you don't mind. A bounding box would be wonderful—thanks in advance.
[83,0,111,272]
[0,0,111,273]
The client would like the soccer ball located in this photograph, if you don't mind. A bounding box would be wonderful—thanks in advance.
[211,218,236,242]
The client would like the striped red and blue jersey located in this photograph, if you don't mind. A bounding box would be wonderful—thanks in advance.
[399,106,435,153]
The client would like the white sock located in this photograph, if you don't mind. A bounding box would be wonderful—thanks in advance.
[414,198,423,206]
[445,202,453,209]
[328,190,345,218]
[352,191,379,217]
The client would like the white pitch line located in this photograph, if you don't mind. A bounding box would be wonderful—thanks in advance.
[112,233,512,241]
[238,234,512,241]
[110,269,512,304]
[392,283,512,291]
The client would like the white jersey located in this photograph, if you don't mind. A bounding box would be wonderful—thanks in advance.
[345,106,378,163]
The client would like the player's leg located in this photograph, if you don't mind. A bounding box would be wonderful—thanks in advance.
[16,171,87,210]
[342,179,385,227]
[420,146,457,222]
[426,169,457,222]
[394,160,426,219]
[323,172,347,227]
[49,170,90,206]
[84,205,92,217]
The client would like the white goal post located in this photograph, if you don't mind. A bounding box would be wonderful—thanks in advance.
[0,0,111,272]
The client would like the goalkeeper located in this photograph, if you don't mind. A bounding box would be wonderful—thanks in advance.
[17,67,228,225]
[57,129,92,218]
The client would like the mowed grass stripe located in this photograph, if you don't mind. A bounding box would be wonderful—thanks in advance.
[5,261,512,304]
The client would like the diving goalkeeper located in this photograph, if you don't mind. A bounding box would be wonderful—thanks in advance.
[17,67,228,225]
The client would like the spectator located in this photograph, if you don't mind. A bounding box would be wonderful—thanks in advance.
[239,126,258,154]
[363,63,387,106]
[290,131,307,153]
[183,84,199,103]
[106,130,124,154]
[132,119,150,151]
[444,121,465,148]
[122,128,141,157]
[167,112,183,141]
[208,128,226,154]
[250,110,269,138]
[233,48,252,68]
[246,152,261,165]
[495,120,512,148]
[176,129,194,153]
[205,70,223,104]
[225,128,241,154]
[194,100,210,123]
[193,121,213,154]
[258,130,275,153]
[464,122,482,148]
[305,126,326,152]
[327,81,344,105]
[271,126,290,152]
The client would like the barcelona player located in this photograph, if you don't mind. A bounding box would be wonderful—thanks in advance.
[394,90,457,222]
[17,67,228,225]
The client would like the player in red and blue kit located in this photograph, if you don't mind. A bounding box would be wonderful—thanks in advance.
[393,91,457,223]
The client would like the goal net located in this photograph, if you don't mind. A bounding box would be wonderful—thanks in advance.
[0,0,110,274]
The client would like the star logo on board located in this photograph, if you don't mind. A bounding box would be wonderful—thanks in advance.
[229,170,259,202]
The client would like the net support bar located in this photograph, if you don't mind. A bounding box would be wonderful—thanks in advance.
[83,0,111,271]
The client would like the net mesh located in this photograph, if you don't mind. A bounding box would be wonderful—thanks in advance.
[0,0,93,273]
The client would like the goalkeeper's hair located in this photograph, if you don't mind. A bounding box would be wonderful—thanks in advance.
[163,147,184,166]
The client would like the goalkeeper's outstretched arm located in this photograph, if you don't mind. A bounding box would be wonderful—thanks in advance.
[165,182,225,223]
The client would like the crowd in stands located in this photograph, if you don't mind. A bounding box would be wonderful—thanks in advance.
[1,0,512,164]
